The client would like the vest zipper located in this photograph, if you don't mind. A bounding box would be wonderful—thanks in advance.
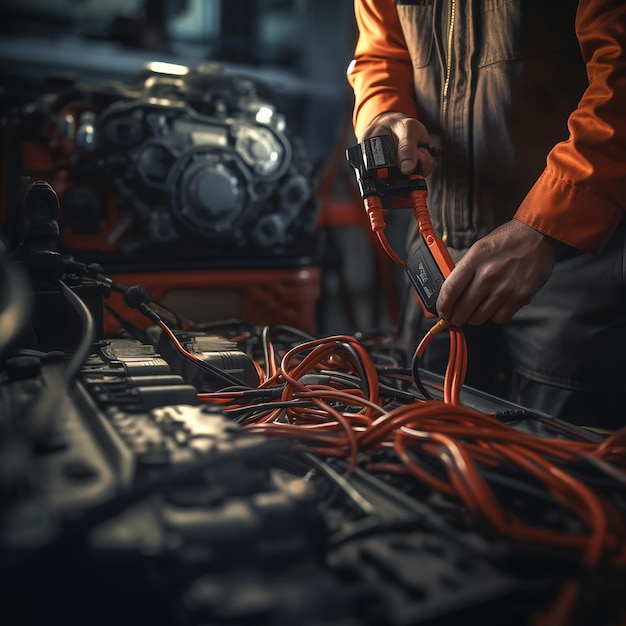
[440,0,456,244]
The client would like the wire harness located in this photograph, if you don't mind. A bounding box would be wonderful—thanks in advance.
[90,235,625,626]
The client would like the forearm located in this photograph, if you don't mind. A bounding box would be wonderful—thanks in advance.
[348,0,418,137]
[515,0,626,254]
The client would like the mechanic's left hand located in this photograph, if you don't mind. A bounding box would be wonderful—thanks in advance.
[436,219,568,326]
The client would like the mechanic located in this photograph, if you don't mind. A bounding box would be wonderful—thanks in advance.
[347,0,626,428]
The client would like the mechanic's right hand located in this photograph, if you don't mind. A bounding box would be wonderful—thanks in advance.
[358,111,434,177]
[436,219,567,327]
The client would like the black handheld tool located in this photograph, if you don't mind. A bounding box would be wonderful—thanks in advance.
[346,135,453,315]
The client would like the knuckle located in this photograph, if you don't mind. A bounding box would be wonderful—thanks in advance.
[491,308,512,324]
[396,137,414,153]
[468,309,489,325]
[450,303,471,327]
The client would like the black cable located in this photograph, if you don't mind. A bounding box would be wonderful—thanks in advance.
[262,324,273,379]
[103,302,150,343]
[268,324,316,344]
[410,350,434,400]
[166,331,251,389]
[335,340,370,400]
[552,456,626,494]
[236,387,285,400]
[400,439,584,514]
[312,370,420,404]
[225,399,318,422]
[56,278,94,387]
[495,408,601,444]
[98,275,247,389]
[314,456,515,561]
[303,452,377,516]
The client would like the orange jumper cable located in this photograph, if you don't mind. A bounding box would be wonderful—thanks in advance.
[346,135,467,403]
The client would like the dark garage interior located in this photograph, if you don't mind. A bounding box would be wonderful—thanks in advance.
[1,2,626,625]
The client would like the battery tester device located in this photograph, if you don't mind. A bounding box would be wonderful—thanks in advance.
[346,135,454,316]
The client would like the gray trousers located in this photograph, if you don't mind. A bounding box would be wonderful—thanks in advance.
[402,217,626,430]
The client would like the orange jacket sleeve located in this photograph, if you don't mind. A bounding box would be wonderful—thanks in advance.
[347,0,418,139]
[349,0,626,255]
[515,0,626,254]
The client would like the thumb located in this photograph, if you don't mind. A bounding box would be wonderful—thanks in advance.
[397,139,419,175]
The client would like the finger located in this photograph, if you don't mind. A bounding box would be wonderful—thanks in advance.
[456,269,533,325]
[449,273,517,326]
[397,135,420,174]
[396,118,432,175]
[449,274,505,326]
[490,300,522,325]
[436,265,475,322]
[466,292,510,325]
[448,289,490,327]
[397,145,434,176]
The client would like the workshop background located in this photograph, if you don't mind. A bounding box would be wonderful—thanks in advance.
[3,6,626,626]
[0,0,410,338]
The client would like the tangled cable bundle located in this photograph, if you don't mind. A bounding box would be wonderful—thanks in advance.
[177,193,626,580]
[90,261,626,625]
[187,322,626,626]
[98,161,626,623]
[195,328,625,560]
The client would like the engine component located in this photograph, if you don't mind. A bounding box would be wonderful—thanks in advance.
[12,64,320,267]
